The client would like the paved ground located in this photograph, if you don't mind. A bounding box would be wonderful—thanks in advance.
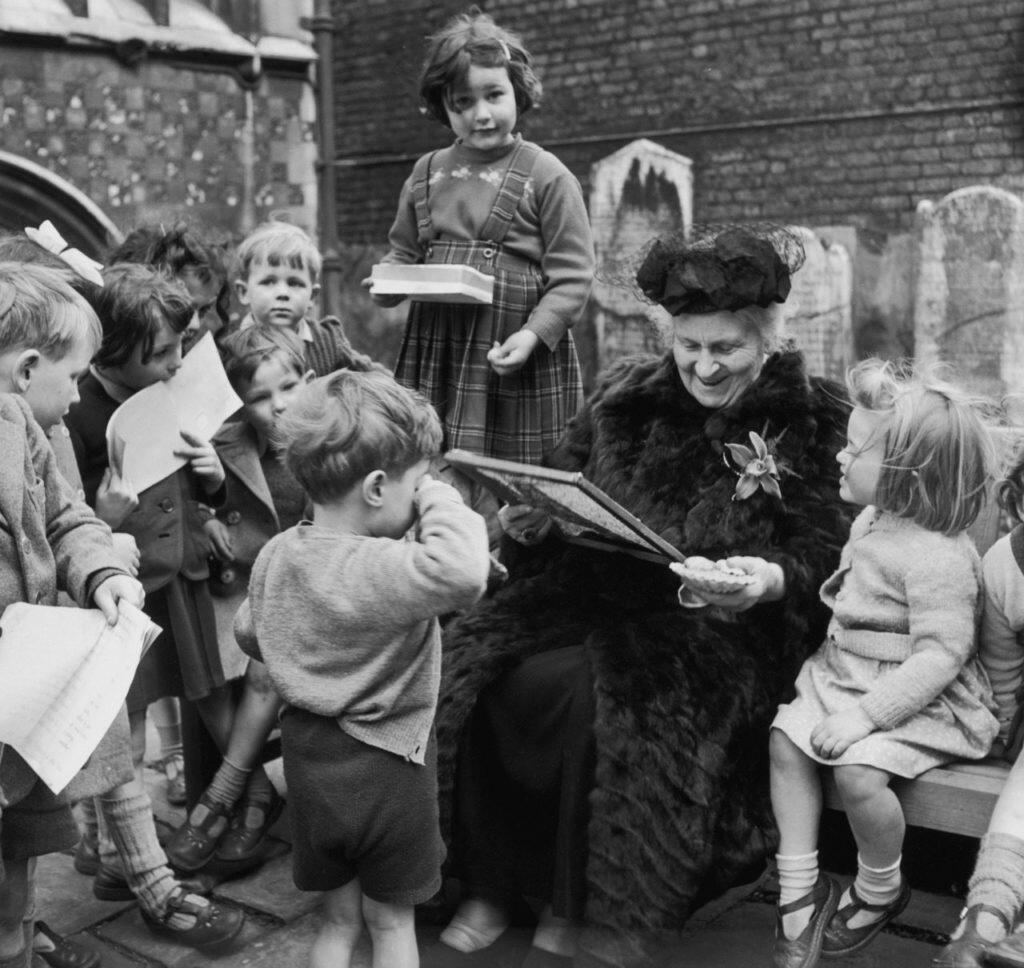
[32,751,963,968]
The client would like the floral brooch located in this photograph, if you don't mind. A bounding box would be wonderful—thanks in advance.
[724,428,788,501]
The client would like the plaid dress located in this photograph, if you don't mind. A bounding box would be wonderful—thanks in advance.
[394,141,584,464]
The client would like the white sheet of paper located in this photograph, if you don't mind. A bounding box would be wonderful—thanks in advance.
[0,601,161,794]
[105,332,242,492]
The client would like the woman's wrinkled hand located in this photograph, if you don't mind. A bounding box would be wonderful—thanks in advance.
[810,706,875,759]
[498,504,552,545]
[694,555,785,612]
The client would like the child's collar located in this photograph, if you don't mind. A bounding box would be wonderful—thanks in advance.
[239,314,314,344]
[90,365,135,403]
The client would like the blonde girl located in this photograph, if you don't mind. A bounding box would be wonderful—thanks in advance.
[769,359,999,968]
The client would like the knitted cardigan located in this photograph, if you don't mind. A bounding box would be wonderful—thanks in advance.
[437,350,852,941]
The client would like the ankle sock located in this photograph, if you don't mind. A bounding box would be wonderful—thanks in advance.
[203,758,251,811]
[776,851,820,940]
[842,854,901,930]
[963,832,1024,941]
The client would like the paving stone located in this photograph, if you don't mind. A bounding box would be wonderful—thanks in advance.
[660,895,943,968]
[35,851,134,936]
[93,901,270,968]
[215,848,320,922]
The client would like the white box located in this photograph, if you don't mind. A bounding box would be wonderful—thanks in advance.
[369,263,494,305]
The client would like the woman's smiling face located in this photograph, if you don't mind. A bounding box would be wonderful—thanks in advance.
[672,311,766,409]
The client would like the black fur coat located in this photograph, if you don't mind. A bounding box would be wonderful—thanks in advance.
[437,349,852,936]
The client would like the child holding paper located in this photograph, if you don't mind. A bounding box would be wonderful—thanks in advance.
[166,326,317,874]
[64,265,249,840]
[0,261,144,968]
[230,220,371,377]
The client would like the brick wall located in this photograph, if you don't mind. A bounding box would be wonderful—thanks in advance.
[0,41,318,246]
[332,0,1024,244]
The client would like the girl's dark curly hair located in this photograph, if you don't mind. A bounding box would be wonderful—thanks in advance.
[419,7,542,127]
[997,438,1024,525]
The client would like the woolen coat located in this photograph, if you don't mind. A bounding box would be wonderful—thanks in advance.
[0,394,128,804]
[436,349,852,937]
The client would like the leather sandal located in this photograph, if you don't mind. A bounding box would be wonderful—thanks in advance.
[213,788,283,867]
[932,904,1011,968]
[985,925,1024,968]
[32,921,100,968]
[821,878,911,957]
[164,794,231,872]
[140,888,244,952]
[772,874,840,968]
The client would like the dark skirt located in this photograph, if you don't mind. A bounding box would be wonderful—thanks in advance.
[395,239,583,465]
[452,644,596,919]
[127,575,226,713]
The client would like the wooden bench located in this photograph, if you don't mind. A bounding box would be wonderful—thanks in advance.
[821,494,1012,838]
[823,759,1010,838]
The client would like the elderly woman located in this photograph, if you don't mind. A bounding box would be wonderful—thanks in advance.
[431,225,853,967]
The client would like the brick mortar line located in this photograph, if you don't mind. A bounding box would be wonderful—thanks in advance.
[333,96,1024,169]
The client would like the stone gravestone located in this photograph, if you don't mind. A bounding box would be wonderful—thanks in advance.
[781,227,853,382]
[914,186,1024,407]
[584,139,693,383]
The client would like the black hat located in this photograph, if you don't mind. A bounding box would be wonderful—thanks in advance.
[635,223,805,315]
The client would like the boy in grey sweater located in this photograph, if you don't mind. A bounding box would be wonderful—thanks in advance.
[234,368,489,968]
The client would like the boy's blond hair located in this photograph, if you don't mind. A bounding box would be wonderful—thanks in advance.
[0,261,102,358]
[278,369,442,504]
[229,221,322,285]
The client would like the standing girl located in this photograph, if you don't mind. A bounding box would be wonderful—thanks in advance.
[65,264,240,817]
[768,359,1000,968]
[366,8,594,469]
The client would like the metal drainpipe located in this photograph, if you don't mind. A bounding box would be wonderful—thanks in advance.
[304,0,341,318]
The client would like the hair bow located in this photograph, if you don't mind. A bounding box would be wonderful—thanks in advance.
[24,220,105,287]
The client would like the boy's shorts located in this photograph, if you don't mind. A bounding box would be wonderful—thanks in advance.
[281,707,444,905]
[0,748,78,881]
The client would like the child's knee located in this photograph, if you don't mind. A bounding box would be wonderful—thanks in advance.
[362,896,414,935]
[833,763,888,805]
[769,727,803,772]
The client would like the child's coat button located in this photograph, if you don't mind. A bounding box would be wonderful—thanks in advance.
[226,511,242,525]
[158,498,175,513]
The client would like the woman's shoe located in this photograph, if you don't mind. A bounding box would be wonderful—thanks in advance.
[984,928,1024,968]
[140,888,244,953]
[932,904,1010,968]
[213,788,283,868]
[821,878,911,957]
[164,794,231,872]
[33,921,101,968]
[772,874,840,968]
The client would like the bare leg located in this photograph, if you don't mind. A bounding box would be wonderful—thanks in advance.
[769,729,825,939]
[0,858,29,961]
[221,663,281,770]
[363,894,418,968]
[311,880,363,968]
[192,684,236,753]
[833,764,904,929]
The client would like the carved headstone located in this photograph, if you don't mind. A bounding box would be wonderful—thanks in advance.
[584,140,693,381]
[914,186,1024,404]
[782,227,854,381]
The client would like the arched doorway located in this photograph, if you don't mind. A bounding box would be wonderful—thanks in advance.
[0,150,122,258]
